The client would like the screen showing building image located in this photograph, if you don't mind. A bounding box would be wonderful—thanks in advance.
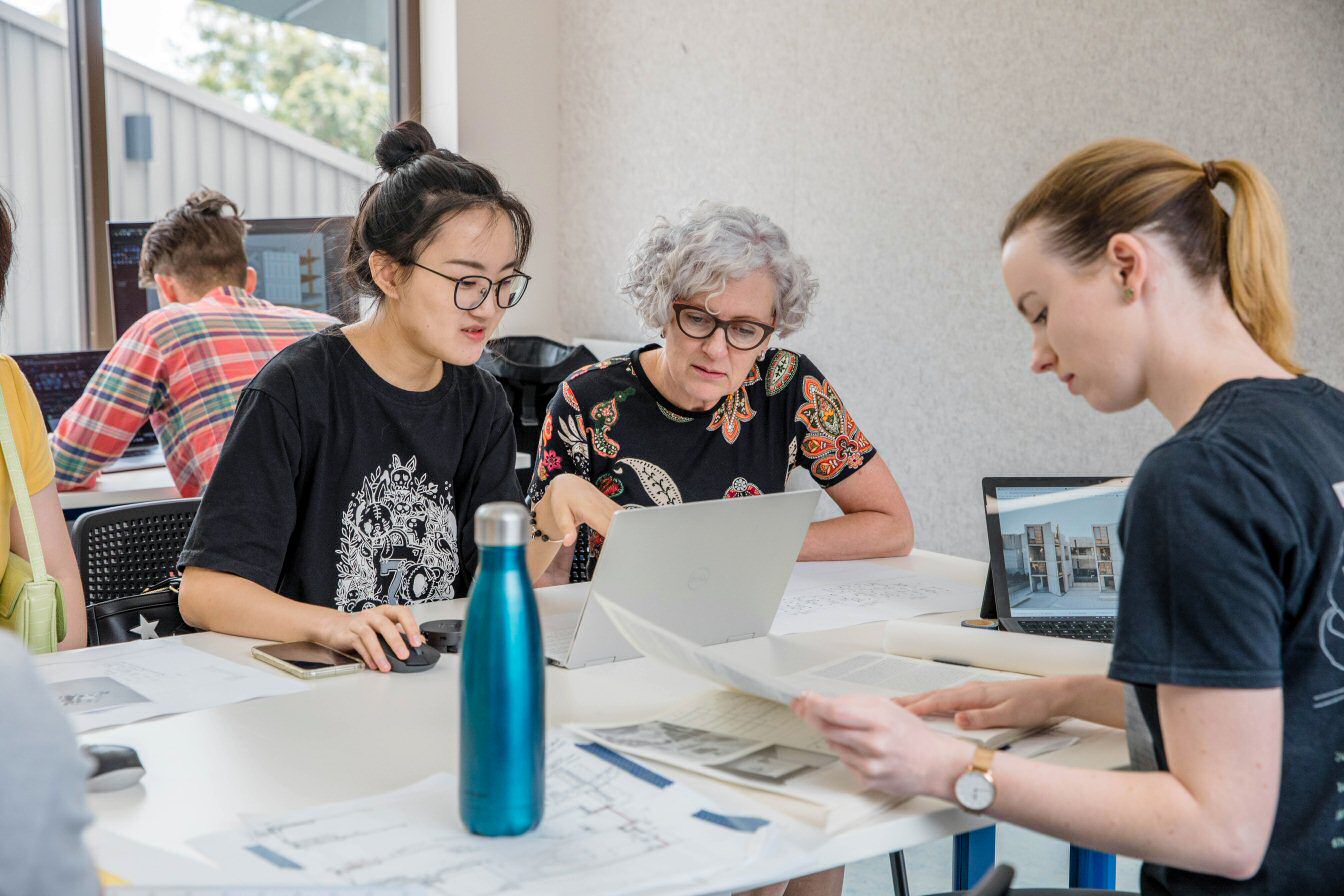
[993,482,1128,617]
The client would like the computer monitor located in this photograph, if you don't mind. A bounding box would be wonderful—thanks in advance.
[11,350,157,450]
[108,216,357,337]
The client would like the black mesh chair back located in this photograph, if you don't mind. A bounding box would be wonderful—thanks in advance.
[73,498,202,645]
[476,336,598,488]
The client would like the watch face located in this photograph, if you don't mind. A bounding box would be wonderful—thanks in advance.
[955,771,996,812]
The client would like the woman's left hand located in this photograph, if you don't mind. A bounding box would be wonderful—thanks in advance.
[792,692,967,798]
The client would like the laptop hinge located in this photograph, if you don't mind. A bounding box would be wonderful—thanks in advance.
[580,656,618,667]
[725,632,757,642]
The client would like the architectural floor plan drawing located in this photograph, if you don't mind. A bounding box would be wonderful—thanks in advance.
[190,734,770,895]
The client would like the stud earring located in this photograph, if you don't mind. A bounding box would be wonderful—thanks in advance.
[1123,287,1135,303]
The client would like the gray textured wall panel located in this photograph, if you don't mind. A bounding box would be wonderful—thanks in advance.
[558,0,1344,559]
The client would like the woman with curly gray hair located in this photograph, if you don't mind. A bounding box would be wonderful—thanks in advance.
[527,202,913,592]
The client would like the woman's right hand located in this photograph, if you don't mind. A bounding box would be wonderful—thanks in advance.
[896,676,1068,730]
[533,473,622,545]
[317,605,423,673]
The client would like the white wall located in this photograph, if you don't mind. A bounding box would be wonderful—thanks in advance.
[443,0,563,340]
[436,0,1344,559]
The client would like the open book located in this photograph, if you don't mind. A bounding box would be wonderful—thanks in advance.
[569,596,1096,830]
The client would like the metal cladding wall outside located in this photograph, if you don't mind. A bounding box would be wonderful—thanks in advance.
[0,3,373,354]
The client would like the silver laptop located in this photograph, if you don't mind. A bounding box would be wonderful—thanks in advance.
[540,489,821,668]
[982,476,1131,642]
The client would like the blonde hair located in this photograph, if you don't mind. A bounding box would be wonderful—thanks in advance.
[1001,138,1301,374]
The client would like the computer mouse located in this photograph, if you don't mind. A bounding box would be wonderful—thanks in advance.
[379,630,441,673]
[81,743,145,793]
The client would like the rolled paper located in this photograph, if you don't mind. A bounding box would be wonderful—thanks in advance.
[883,619,1112,677]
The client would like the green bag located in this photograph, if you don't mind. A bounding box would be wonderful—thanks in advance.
[0,379,65,654]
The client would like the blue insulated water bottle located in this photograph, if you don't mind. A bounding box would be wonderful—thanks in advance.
[459,502,545,836]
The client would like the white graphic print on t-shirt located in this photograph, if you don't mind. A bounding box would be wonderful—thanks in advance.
[335,454,459,612]
[1313,482,1344,708]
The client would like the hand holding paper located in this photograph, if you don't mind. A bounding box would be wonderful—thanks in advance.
[791,691,960,801]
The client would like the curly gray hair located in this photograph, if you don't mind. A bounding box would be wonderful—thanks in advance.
[619,202,818,338]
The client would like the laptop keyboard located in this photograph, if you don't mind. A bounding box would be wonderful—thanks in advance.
[541,614,580,659]
[1018,618,1115,642]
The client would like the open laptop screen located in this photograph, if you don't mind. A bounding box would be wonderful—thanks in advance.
[983,477,1131,619]
[12,351,157,450]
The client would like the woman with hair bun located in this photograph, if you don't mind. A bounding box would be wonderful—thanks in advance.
[180,120,536,672]
[797,139,1344,894]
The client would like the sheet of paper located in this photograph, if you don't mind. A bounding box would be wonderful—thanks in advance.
[88,828,220,887]
[190,734,770,895]
[594,594,801,704]
[780,652,1030,747]
[34,640,307,732]
[772,561,979,635]
[570,690,895,831]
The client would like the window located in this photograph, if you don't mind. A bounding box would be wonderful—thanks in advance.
[0,0,419,351]
[0,1,81,352]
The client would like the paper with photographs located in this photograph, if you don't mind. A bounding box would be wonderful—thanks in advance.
[34,640,306,732]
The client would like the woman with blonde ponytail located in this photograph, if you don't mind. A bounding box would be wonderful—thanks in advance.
[795,139,1344,894]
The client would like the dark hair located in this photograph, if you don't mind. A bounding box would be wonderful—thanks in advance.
[1001,138,1300,374]
[139,189,250,293]
[346,120,532,301]
[0,191,13,310]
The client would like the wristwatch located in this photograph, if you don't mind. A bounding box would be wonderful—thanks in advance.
[953,745,997,813]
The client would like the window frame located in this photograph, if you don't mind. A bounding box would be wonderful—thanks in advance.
[64,0,421,348]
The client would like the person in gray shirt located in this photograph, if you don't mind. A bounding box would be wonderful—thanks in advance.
[0,631,98,895]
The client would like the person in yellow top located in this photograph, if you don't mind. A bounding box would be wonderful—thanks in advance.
[0,194,87,650]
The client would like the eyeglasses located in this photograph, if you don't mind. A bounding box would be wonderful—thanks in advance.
[671,302,776,351]
[411,262,531,310]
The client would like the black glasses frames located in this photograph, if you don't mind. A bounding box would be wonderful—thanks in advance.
[671,302,776,351]
[411,262,531,311]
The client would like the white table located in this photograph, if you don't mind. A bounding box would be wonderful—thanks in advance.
[59,454,535,514]
[80,550,1127,892]
[58,467,181,513]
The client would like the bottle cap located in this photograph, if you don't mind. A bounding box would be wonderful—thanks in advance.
[474,502,530,546]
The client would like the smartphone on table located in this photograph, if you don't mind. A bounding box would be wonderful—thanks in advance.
[251,641,364,679]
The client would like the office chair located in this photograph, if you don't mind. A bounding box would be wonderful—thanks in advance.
[72,498,202,645]
[476,336,597,490]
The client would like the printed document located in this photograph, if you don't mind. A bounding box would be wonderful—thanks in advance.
[578,597,1044,828]
[597,592,1030,744]
[34,640,307,732]
[189,734,771,895]
[571,689,896,831]
[772,560,978,635]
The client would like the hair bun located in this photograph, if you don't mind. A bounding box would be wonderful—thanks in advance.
[182,189,239,218]
[375,120,437,174]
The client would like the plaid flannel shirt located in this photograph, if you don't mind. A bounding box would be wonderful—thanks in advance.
[52,286,338,497]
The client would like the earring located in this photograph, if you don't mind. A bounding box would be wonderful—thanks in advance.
[1123,287,1135,303]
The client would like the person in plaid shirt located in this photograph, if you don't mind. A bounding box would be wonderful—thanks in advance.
[51,190,338,497]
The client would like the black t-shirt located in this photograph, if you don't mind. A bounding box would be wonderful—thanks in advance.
[525,346,877,580]
[1108,376,1344,895]
[180,328,520,608]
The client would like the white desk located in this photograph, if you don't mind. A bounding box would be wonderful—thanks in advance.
[58,467,180,512]
[59,453,535,515]
[80,550,1127,892]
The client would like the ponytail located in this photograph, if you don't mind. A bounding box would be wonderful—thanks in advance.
[1213,159,1300,374]
[1002,139,1302,374]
